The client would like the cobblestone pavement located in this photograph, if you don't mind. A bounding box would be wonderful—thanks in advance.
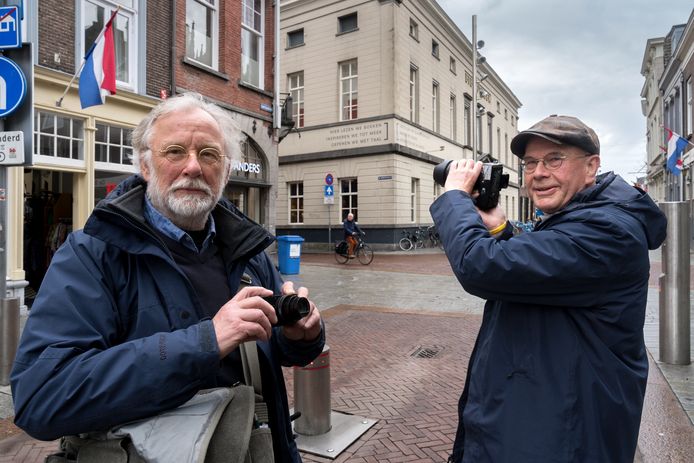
[1,250,693,462]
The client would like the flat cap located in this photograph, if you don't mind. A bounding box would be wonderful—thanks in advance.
[510,115,600,157]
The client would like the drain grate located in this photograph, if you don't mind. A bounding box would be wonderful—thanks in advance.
[409,345,443,359]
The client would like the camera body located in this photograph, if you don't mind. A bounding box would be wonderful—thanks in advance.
[433,160,509,210]
[263,295,310,326]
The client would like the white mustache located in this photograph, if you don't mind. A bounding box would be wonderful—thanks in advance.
[170,178,213,195]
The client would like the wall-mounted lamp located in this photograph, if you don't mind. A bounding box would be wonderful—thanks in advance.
[477,40,485,50]
[479,89,489,98]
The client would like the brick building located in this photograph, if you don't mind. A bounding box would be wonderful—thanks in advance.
[10,0,282,307]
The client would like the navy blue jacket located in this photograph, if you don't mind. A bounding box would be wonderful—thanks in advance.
[11,176,324,462]
[343,219,363,238]
[431,173,666,463]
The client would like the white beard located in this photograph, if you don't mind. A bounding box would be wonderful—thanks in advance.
[147,170,224,231]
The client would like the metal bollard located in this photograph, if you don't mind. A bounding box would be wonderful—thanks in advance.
[0,297,20,385]
[293,344,331,435]
[658,202,691,365]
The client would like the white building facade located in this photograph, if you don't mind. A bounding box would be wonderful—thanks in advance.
[277,0,522,249]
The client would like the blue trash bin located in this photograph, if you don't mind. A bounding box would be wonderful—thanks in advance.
[277,235,304,275]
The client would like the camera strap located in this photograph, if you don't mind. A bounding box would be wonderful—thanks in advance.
[237,272,263,396]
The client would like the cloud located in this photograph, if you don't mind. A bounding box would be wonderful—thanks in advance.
[439,0,693,182]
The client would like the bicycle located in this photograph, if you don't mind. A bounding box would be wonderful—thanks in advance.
[425,225,444,249]
[398,228,425,251]
[335,233,374,265]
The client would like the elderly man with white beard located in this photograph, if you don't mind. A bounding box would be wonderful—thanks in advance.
[10,93,325,463]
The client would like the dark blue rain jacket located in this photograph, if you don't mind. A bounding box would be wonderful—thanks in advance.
[431,172,667,463]
[11,175,324,463]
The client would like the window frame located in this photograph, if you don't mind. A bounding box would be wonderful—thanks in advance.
[286,28,304,48]
[432,81,440,133]
[340,178,358,221]
[410,178,419,223]
[431,39,439,59]
[34,110,85,169]
[94,122,136,173]
[241,0,265,88]
[337,12,358,34]
[450,93,457,141]
[449,57,456,74]
[288,181,304,224]
[409,18,418,41]
[339,59,358,121]
[185,0,219,70]
[409,64,418,123]
[288,71,305,128]
[81,0,138,91]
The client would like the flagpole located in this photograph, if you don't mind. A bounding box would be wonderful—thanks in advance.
[56,6,120,107]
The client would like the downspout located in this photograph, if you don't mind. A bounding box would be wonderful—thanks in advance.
[170,1,177,97]
[273,0,281,136]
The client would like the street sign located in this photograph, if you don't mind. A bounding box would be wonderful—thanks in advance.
[0,131,24,165]
[323,196,334,205]
[325,173,334,186]
[0,6,21,49]
[324,185,334,196]
[0,56,27,117]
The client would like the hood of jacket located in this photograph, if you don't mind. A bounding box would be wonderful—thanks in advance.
[84,175,275,262]
[540,171,667,250]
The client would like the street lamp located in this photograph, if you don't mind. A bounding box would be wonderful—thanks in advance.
[471,15,485,161]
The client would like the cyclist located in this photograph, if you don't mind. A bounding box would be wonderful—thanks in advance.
[343,212,364,258]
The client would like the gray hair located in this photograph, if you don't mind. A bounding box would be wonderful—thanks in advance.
[130,92,245,175]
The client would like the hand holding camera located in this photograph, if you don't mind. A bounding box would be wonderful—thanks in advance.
[433,159,509,210]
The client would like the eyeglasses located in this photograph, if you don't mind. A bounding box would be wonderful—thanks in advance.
[521,153,586,173]
[157,144,225,166]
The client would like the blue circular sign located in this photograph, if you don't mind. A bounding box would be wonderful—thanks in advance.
[0,56,27,117]
[325,173,334,185]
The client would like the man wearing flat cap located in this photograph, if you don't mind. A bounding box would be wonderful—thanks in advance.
[431,115,667,462]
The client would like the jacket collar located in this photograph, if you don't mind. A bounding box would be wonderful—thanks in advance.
[86,175,275,262]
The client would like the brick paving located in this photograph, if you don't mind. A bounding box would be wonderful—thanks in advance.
[284,305,480,462]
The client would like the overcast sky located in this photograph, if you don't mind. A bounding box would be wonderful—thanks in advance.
[439,0,693,184]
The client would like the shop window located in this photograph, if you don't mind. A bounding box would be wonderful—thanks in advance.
[34,111,84,164]
[230,139,265,181]
[95,123,134,169]
[288,182,304,224]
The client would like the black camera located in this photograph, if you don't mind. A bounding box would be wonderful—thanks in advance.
[263,295,310,326]
[433,160,509,210]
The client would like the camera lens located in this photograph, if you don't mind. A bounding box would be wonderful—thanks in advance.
[433,160,453,187]
[263,295,310,326]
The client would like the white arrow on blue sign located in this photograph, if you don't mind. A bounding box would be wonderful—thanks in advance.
[0,6,21,49]
[324,185,334,196]
[0,56,27,117]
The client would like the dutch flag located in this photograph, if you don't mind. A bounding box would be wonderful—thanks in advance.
[665,128,688,176]
[79,11,117,109]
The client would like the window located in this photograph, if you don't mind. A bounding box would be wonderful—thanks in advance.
[232,140,265,181]
[241,0,264,88]
[95,123,133,169]
[288,72,304,128]
[338,12,358,34]
[409,18,418,40]
[34,111,84,162]
[287,28,304,48]
[185,0,218,69]
[477,105,484,153]
[450,57,456,74]
[464,96,472,145]
[341,178,358,221]
[431,39,439,58]
[83,0,137,89]
[504,108,508,120]
[496,101,501,113]
[433,183,441,203]
[409,65,418,123]
[340,60,358,121]
[687,77,693,136]
[487,115,494,156]
[410,178,419,222]
[450,94,457,141]
[432,81,439,133]
[504,133,509,165]
[288,182,304,224]
[497,128,501,158]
